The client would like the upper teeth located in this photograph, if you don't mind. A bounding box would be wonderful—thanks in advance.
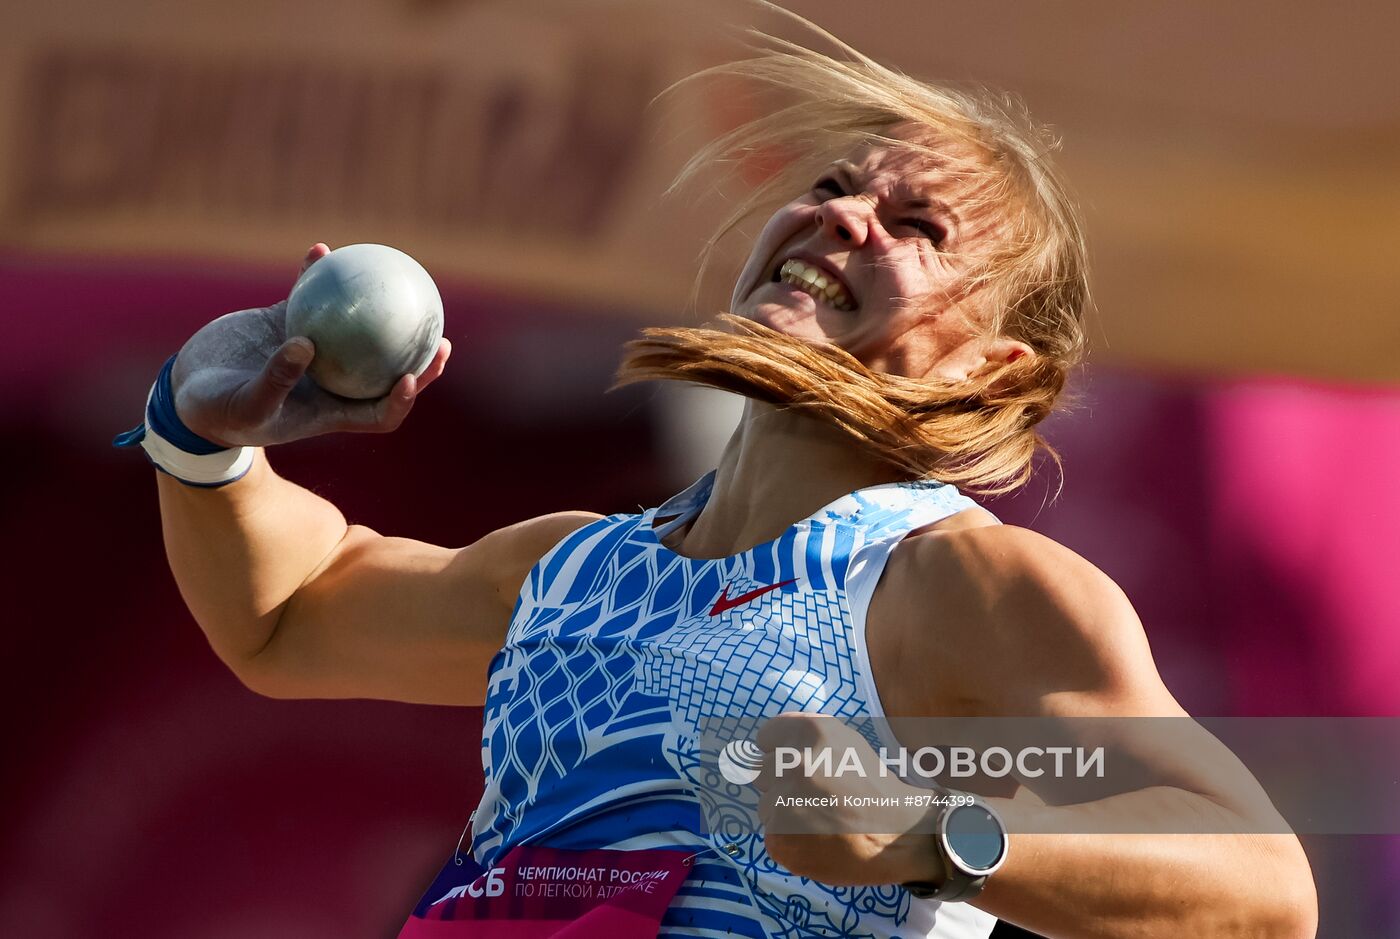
[778,259,856,311]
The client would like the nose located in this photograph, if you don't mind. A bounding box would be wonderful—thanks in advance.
[814,196,872,246]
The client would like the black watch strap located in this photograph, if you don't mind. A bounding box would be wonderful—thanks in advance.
[903,871,988,902]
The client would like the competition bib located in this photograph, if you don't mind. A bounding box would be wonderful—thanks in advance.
[398,845,691,938]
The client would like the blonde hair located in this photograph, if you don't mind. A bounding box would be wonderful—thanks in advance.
[615,10,1089,495]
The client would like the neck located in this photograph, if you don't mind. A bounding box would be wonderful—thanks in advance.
[663,400,908,558]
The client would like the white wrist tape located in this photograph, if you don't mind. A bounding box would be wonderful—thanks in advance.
[138,417,257,487]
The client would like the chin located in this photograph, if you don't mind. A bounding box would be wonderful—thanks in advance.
[732,297,823,339]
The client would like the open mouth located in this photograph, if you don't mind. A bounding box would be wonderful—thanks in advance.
[770,258,857,312]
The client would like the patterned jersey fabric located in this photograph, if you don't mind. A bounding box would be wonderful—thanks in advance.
[470,471,998,938]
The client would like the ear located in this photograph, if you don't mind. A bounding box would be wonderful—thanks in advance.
[922,335,1036,384]
[956,337,1037,394]
[980,337,1035,372]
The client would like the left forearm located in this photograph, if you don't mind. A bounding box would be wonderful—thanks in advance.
[753,715,1317,938]
[954,789,1316,939]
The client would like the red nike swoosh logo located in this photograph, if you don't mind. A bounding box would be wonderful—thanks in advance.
[709,579,797,616]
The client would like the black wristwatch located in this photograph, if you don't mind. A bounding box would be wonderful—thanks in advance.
[902,794,1009,902]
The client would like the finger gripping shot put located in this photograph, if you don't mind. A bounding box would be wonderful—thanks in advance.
[287,243,445,399]
[115,13,1316,939]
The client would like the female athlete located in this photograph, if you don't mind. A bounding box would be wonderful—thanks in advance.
[123,24,1316,939]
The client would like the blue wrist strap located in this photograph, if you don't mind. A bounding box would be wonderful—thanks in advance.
[114,356,225,453]
[114,356,254,487]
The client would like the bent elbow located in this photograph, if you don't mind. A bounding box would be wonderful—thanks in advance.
[225,652,306,700]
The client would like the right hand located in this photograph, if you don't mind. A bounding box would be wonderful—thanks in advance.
[170,243,452,448]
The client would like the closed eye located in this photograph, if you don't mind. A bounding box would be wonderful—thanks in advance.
[900,218,947,247]
[813,177,845,199]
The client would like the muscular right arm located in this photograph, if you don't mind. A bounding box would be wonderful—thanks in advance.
[148,243,603,705]
[158,452,600,705]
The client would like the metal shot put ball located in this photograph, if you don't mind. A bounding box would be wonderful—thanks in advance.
[286,244,444,399]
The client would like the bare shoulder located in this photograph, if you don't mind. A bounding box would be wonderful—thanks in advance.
[871,519,1175,717]
[474,510,607,561]
[459,510,606,605]
[902,521,1131,628]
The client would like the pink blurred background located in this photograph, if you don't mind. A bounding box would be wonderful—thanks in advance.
[2,1,1397,936]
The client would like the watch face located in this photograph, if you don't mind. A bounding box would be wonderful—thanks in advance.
[942,804,1007,874]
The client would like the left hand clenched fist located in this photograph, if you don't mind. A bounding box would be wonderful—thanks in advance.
[753,712,941,887]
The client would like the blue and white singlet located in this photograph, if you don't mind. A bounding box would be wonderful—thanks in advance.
[470,470,999,939]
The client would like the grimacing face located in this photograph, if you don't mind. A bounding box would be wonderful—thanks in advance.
[730,131,1031,382]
